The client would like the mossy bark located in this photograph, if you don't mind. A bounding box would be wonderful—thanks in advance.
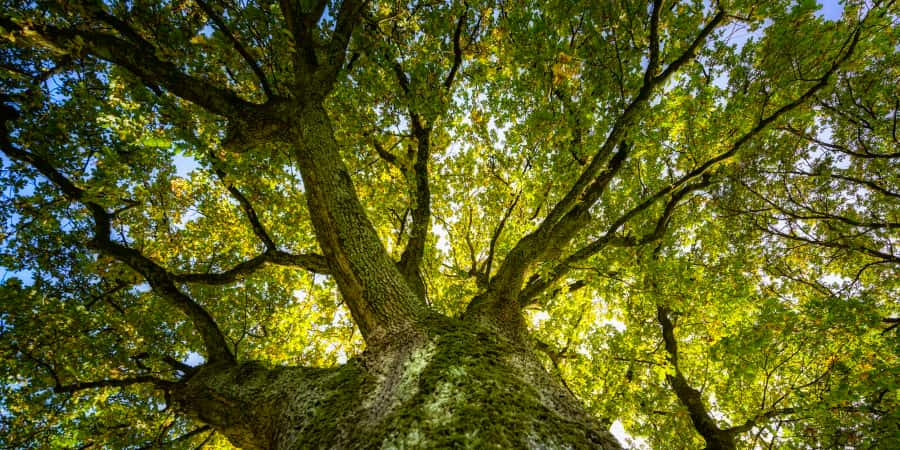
[172,317,622,449]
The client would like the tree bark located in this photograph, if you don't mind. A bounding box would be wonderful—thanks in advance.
[172,316,623,449]
[290,102,432,343]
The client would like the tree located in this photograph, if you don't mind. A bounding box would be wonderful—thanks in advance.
[0,0,897,447]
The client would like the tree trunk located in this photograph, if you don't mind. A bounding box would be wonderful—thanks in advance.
[161,101,623,450]
[172,316,622,449]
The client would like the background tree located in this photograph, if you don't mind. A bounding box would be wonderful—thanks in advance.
[1,0,897,448]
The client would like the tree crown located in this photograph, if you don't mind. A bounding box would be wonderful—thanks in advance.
[1,0,897,447]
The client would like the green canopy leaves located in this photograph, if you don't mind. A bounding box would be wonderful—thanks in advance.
[1,0,897,447]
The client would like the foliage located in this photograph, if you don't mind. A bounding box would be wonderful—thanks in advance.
[0,0,897,448]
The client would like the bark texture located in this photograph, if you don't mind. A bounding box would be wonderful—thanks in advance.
[172,317,622,449]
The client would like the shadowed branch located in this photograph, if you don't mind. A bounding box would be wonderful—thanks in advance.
[0,118,234,363]
[54,375,171,394]
[195,0,273,99]
[0,14,255,117]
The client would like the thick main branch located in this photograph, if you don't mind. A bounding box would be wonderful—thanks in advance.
[0,16,255,117]
[483,7,726,305]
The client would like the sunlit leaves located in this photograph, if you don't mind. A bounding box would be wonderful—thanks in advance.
[1,0,897,448]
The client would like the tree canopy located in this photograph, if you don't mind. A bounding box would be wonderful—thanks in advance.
[0,0,898,448]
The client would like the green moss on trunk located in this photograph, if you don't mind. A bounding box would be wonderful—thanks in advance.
[175,319,621,449]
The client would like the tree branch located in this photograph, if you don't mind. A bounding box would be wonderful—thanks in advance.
[211,162,277,250]
[278,0,329,73]
[757,222,897,263]
[241,4,423,340]
[520,178,709,304]
[93,237,237,364]
[0,15,255,118]
[320,0,366,85]
[138,425,212,450]
[882,318,900,335]
[739,178,898,230]
[54,375,169,394]
[382,8,472,294]
[378,7,472,284]
[163,355,198,375]
[289,102,429,342]
[195,0,273,99]
[173,250,329,285]
[643,0,663,86]
[761,165,899,200]
[541,7,725,232]
[517,22,865,304]
[653,7,725,84]
[482,8,727,306]
[397,117,433,298]
[726,408,797,434]
[657,306,737,449]
[483,191,521,279]
[443,6,468,89]
[0,134,235,364]
[369,137,401,168]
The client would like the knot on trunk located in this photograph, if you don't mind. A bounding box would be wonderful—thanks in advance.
[223,100,297,153]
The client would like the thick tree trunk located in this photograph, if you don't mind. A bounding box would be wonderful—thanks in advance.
[172,317,622,449]
[159,100,625,449]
